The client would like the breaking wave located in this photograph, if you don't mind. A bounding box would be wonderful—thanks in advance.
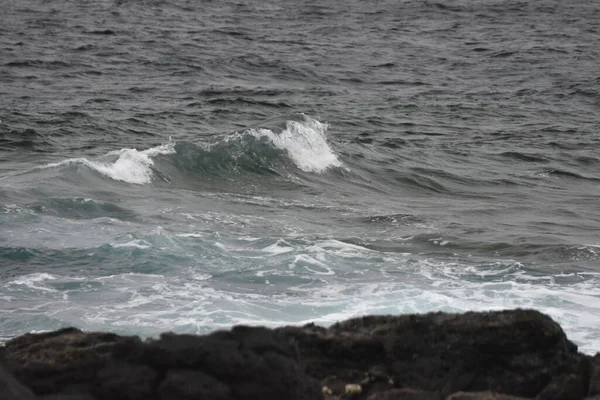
[26,115,341,185]
[245,115,341,173]
[37,144,176,184]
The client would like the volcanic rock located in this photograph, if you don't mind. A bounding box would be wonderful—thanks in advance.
[0,309,594,400]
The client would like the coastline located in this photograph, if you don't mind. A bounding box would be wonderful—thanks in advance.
[1,309,598,400]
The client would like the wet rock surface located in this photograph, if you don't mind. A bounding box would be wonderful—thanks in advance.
[0,309,596,400]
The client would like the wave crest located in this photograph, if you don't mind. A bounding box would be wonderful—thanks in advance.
[27,115,340,185]
[39,143,175,184]
[247,115,341,173]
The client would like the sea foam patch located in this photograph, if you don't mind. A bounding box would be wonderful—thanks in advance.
[2,238,600,353]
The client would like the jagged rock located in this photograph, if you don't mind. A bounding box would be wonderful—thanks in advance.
[589,354,600,396]
[1,325,321,400]
[277,309,585,398]
[0,309,594,400]
[1,328,119,395]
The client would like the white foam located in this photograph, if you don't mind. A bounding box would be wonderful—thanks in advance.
[250,116,341,173]
[3,237,600,354]
[311,239,374,256]
[38,143,175,184]
[2,204,31,214]
[112,239,152,249]
[176,233,204,238]
[291,255,335,275]
[8,273,57,292]
[262,239,295,255]
[4,266,600,353]
[96,272,166,281]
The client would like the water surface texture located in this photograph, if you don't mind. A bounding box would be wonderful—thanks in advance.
[1,0,600,352]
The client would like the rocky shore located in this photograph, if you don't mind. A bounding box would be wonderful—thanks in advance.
[1,309,599,400]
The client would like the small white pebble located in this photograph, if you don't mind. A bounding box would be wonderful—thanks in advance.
[345,384,362,395]
[322,386,333,395]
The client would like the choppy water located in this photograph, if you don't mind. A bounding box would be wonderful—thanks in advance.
[1,0,600,352]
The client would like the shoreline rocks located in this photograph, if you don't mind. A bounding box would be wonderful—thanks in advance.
[0,309,598,400]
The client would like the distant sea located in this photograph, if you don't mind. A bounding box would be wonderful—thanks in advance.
[1,0,599,353]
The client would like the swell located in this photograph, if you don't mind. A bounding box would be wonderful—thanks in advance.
[0,245,182,272]
[3,106,597,211]
[28,197,138,221]
[163,139,285,178]
[0,128,55,152]
[4,115,342,187]
[340,234,600,267]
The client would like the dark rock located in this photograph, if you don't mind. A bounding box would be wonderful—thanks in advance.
[278,309,585,398]
[277,321,385,383]
[158,369,233,400]
[535,373,587,400]
[0,309,594,400]
[93,363,157,400]
[39,383,96,400]
[360,365,395,398]
[367,388,440,400]
[2,328,120,395]
[41,395,96,400]
[0,364,36,400]
[446,392,531,400]
[589,354,600,396]
[128,326,320,400]
[2,324,320,400]
[322,375,350,396]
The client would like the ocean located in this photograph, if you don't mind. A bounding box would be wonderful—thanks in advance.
[1,0,600,353]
